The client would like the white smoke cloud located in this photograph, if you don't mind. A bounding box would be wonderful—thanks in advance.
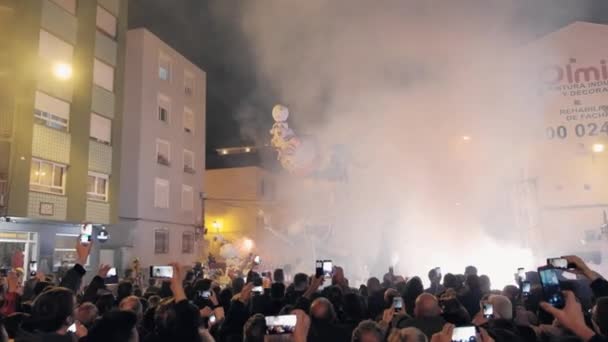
[232,1,596,287]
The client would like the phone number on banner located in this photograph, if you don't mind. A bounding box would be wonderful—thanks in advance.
[546,122,608,139]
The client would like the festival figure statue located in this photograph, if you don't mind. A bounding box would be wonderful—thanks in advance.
[131,258,143,288]
[269,104,351,180]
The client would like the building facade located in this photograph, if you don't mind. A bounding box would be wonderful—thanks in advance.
[0,0,126,277]
[110,28,206,270]
[515,22,608,274]
[205,165,273,257]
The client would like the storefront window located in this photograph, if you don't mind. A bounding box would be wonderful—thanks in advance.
[0,231,38,280]
[54,234,89,268]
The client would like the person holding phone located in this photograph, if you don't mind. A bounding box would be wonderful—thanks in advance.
[430,323,495,342]
[396,293,446,338]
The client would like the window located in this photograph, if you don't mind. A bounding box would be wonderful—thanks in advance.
[34,91,70,131]
[51,0,76,14]
[182,231,194,254]
[183,150,195,174]
[183,108,194,134]
[159,54,171,81]
[156,139,170,166]
[96,6,116,38]
[184,71,195,96]
[93,59,114,92]
[154,229,169,254]
[54,234,90,268]
[154,178,169,208]
[87,172,108,201]
[38,30,73,64]
[181,185,193,211]
[30,159,66,195]
[90,113,111,144]
[157,94,171,123]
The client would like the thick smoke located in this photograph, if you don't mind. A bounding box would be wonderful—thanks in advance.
[234,1,595,287]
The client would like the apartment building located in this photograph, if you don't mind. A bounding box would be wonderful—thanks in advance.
[0,0,126,276]
[110,28,206,269]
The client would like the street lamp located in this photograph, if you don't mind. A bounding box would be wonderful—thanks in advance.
[592,143,605,153]
[53,62,72,80]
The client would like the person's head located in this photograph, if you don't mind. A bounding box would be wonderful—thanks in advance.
[592,297,608,336]
[147,295,161,308]
[404,277,424,314]
[95,293,116,316]
[33,281,52,297]
[243,313,266,342]
[439,297,471,326]
[159,281,173,298]
[270,282,285,299]
[154,297,199,337]
[384,288,400,307]
[352,320,384,342]
[219,288,233,307]
[488,294,513,320]
[119,295,143,322]
[75,302,99,328]
[464,266,478,277]
[324,285,344,309]
[479,275,491,293]
[367,277,381,293]
[231,277,245,294]
[193,278,213,292]
[465,274,480,291]
[31,287,75,333]
[293,273,309,291]
[414,293,441,318]
[310,297,337,323]
[147,278,157,288]
[273,268,285,284]
[428,269,442,285]
[501,285,519,303]
[359,284,368,297]
[117,281,134,301]
[442,273,458,289]
[87,310,138,342]
[388,327,428,342]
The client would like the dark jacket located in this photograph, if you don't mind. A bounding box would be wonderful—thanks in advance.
[458,289,483,318]
[590,278,608,299]
[218,300,250,341]
[82,276,105,304]
[396,316,446,338]
[307,320,350,342]
[16,328,78,342]
[59,264,86,294]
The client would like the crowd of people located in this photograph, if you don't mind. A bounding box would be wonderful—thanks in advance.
[0,239,606,342]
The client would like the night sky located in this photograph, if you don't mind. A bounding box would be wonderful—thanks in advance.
[129,0,608,160]
[128,0,273,155]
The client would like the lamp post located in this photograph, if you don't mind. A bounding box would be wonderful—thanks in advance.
[52,62,72,80]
